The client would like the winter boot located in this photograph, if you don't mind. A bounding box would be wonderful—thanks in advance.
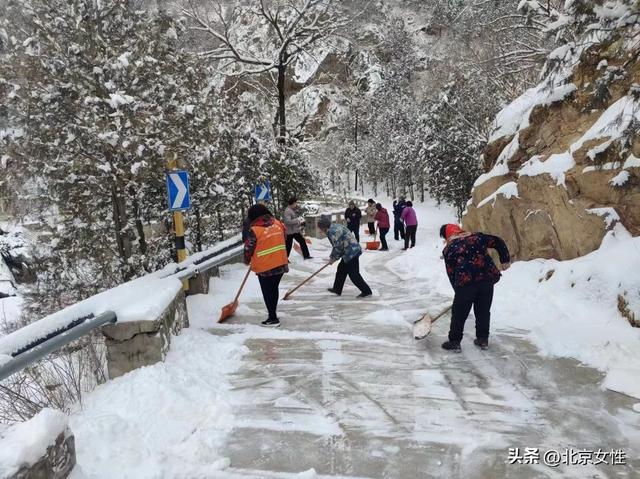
[474,338,488,350]
[441,340,461,352]
[357,292,372,298]
[327,288,341,296]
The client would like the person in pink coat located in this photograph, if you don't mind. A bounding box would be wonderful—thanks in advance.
[374,203,390,251]
[400,201,418,250]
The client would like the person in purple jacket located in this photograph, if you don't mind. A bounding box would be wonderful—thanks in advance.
[400,201,418,250]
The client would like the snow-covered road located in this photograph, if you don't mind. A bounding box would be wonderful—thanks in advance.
[69,200,640,479]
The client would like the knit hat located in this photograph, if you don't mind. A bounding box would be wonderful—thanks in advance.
[317,215,332,230]
[375,203,382,210]
[248,204,272,222]
[440,223,465,239]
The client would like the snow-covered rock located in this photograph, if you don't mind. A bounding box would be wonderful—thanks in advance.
[0,408,75,478]
[464,6,640,261]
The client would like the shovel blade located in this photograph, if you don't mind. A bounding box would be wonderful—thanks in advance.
[219,300,238,323]
[413,313,433,340]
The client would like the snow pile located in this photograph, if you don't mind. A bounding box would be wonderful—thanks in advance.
[610,170,630,186]
[70,329,246,478]
[586,207,621,228]
[0,408,68,477]
[477,182,519,208]
[570,96,640,153]
[494,226,640,400]
[517,152,576,186]
[624,154,640,168]
[488,82,576,143]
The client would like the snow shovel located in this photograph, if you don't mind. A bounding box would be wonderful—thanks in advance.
[365,229,380,250]
[218,267,251,323]
[413,304,453,340]
[283,262,333,300]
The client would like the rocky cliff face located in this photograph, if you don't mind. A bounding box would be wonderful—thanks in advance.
[463,6,640,261]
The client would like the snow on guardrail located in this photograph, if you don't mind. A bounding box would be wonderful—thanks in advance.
[0,236,244,358]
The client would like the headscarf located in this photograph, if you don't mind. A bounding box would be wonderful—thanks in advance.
[442,223,466,240]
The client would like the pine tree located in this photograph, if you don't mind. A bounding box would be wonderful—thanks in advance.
[0,0,221,316]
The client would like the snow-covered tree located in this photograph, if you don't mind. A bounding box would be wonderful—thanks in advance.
[0,0,224,315]
[180,0,351,141]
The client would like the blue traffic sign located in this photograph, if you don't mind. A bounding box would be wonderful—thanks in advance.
[166,170,191,211]
[255,181,271,202]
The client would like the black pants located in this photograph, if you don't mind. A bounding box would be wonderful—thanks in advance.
[394,220,405,240]
[404,225,417,249]
[333,256,372,295]
[258,273,284,320]
[379,227,389,250]
[348,226,360,243]
[448,280,494,342]
[367,222,375,234]
[286,233,310,258]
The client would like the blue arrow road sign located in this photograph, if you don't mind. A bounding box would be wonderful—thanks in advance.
[166,170,191,211]
[255,181,271,202]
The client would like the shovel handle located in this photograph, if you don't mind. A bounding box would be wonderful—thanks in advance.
[284,262,333,299]
[431,304,453,323]
[233,267,252,303]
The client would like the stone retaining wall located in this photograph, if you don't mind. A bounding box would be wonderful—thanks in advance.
[11,429,76,479]
[101,249,243,378]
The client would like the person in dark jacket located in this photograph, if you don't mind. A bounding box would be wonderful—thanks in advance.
[392,197,406,241]
[344,200,362,242]
[439,224,510,352]
[374,203,390,251]
[318,215,372,298]
[244,204,289,327]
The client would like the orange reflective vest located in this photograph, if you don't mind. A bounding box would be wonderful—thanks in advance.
[251,220,288,274]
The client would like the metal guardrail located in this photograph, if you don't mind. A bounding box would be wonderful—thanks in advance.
[0,312,117,381]
[0,239,245,382]
[162,239,244,280]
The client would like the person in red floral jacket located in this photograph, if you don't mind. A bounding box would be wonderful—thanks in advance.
[439,224,511,352]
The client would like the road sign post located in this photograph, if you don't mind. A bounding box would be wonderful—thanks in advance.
[255,181,271,203]
[165,160,191,290]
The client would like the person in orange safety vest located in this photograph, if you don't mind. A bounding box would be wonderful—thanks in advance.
[244,204,289,327]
